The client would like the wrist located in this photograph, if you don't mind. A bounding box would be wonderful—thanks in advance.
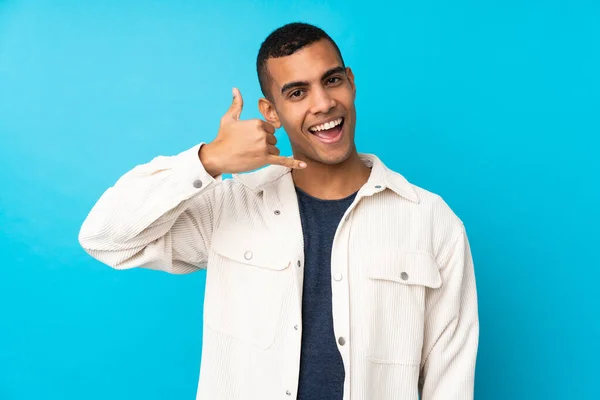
[198,142,223,178]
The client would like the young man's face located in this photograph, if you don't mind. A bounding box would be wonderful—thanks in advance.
[260,39,357,166]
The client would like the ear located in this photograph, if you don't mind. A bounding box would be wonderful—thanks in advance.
[258,97,282,129]
[346,67,356,97]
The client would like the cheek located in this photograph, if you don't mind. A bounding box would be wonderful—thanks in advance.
[335,88,355,112]
[279,109,306,135]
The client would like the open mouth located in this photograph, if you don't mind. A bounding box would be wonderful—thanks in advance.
[308,117,345,144]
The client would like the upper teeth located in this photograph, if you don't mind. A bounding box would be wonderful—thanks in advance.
[309,117,343,132]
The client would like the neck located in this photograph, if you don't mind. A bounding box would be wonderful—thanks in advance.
[291,150,371,200]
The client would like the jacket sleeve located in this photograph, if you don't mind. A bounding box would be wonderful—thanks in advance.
[419,226,480,399]
[78,143,223,274]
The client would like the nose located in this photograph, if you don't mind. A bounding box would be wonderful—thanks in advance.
[310,87,336,115]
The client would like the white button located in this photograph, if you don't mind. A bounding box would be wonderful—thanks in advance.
[244,251,253,260]
[193,179,203,188]
[286,390,291,396]
[334,272,343,281]
[294,325,299,331]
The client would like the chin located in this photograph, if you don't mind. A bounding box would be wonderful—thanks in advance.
[317,147,353,165]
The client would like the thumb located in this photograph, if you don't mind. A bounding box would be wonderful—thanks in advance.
[227,87,244,120]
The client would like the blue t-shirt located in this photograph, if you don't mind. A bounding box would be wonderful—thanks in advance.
[295,186,358,400]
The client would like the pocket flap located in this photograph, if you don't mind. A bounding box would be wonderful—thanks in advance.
[211,229,291,271]
[368,250,442,289]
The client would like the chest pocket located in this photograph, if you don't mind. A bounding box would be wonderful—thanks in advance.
[204,229,292,350]
[365,250,442,365]
[368,251,442,288]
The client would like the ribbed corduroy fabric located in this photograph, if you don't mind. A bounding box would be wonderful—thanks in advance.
[79,143,479,400]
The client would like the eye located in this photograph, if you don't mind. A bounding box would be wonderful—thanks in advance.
[327,76,342,85]
[290,89,305,99]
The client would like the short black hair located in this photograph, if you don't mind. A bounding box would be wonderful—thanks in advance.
[256,22,345,101]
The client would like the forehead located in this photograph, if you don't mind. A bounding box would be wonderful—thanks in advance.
[266,39,343,90]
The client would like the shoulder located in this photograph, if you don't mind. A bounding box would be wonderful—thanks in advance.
[412,182,469,263]
[383,162,466,259]
[413,184,463,228]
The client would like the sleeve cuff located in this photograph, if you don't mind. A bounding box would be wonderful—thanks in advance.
[172,142,223,192]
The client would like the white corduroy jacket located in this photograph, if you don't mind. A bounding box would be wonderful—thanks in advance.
[79,143,479,400]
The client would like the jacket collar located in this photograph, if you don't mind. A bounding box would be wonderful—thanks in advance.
[232,153,420,203]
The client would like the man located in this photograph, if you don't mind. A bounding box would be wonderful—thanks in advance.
[79,22,479,400]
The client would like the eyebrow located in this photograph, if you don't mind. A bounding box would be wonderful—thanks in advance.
[280,66,346,95]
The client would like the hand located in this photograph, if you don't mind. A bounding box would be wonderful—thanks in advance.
[199,88,306,175]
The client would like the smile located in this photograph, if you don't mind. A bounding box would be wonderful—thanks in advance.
[309,117,344,132]
[308,117,345,144]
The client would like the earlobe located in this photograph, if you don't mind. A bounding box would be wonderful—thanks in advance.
[258,97,282,129]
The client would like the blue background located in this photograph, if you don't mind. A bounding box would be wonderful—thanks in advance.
[1,0,598,399]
